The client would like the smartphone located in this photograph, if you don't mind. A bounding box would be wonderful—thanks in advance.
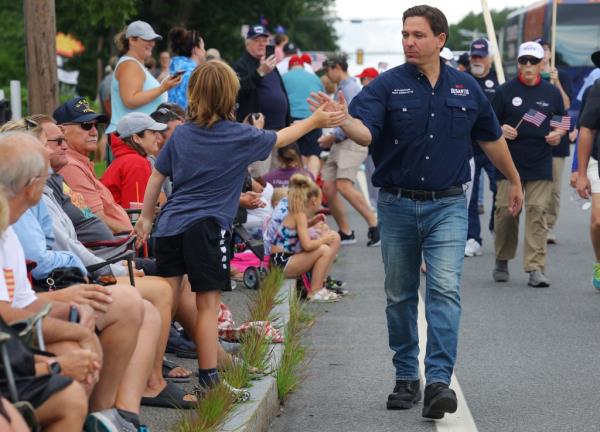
[172,70,185,78]
[68,305,79,323]
[265,44,275,58]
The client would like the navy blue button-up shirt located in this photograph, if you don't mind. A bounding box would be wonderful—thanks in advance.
[349,61,503,190]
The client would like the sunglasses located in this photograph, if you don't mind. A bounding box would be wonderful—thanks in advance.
[518,56,542,65]
[64,122,97,131]
[47,137,67,146]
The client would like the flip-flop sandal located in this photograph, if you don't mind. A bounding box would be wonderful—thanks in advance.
[141,382,197,409]
[162,358,192,383]
[309,288,340,303]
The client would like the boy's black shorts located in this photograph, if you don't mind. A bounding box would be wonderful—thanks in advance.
[154,218,231,292]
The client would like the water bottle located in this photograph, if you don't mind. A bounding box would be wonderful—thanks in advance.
[570,189,591,211]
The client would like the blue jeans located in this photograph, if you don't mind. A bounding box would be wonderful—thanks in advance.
[378,191,467,385]
[467,152,497,243]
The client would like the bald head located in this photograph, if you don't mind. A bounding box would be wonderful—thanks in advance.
[0,132,48,198]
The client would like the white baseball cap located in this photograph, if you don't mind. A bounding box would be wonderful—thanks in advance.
[126,20,162,41]
[440,47,454,61]
[517,41,544,60]
[117,112,167,138]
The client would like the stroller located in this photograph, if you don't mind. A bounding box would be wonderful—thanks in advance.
[232,223,268,290]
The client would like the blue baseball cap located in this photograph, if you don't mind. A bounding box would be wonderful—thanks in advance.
[470,38,490,57]
[53,97,108,124]
[247,24,270,39]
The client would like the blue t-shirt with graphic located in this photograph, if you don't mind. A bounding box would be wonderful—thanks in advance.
[153,120,277,237]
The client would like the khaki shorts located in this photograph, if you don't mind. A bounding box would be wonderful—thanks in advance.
[321,139,368,182]
[587,157,600,194]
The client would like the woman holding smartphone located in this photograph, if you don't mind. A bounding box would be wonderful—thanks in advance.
[106,21,182,162]
[168,27,207,109]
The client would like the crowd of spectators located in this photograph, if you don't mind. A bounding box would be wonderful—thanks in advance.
[0,18,363,431]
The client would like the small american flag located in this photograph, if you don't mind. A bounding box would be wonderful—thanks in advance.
[549,115,571,130]
[522,109,547,127]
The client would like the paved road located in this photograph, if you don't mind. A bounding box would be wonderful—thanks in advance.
[270,159,600,432]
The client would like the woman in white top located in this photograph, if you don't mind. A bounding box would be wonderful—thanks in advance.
[107,21,181,135]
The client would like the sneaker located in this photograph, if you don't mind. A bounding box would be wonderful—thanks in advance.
[194,380,251,403]
[386,379,421,410]
[528,270,550,288]
[593,263,600,290]
[493,259,509,282]
[422,382,457,419]
[85,409,138,432]
[339,230,357,245]
[367,226,381,247]
[546,230,557,244]
[326,276,348,295]
[464,239,482,257]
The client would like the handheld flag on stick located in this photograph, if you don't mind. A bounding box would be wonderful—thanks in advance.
[516,109,547,129]
[549,115,571,131]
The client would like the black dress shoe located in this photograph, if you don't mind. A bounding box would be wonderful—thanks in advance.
[386,379,421,410]
[422,382,457,419]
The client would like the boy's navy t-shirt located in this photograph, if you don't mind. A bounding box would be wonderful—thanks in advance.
[153,120,277,237]
[491,78,564,181]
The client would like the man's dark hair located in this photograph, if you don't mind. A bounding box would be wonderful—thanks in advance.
[403,5,449,46]
[324,53,348,72]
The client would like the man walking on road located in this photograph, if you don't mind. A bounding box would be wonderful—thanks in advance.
[491,41,566,287]
[575,78,600,288]
[311,5,522,419]
[465,38,499,257]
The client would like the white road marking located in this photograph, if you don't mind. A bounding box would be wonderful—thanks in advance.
[417,294,479,432]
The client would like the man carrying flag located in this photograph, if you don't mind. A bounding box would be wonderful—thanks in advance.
[491,41,566,287]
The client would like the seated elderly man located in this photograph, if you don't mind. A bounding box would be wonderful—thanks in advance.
[53,97,132,234]
[0,131,168,430]
[3,119,196,410]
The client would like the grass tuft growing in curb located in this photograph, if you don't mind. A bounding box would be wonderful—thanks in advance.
[240,327,273,374]
[247,268,285,322]
[175,383,235,432]
[275,285,310,403]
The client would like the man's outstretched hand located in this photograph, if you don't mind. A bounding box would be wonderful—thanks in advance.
[308,91,348,115]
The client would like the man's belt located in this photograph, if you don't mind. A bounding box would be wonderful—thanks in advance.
[381,186,464,201]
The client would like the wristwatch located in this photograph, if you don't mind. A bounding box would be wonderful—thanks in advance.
[47,359,62,375]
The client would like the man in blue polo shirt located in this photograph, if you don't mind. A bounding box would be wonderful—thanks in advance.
[311,5,522,419]
[465,38,500,257]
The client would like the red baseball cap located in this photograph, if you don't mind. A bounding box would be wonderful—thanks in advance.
[288,55,304,69]
[301,53,312,64]
[356,67,379,79]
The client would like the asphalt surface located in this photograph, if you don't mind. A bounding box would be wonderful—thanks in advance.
[270,157,600,432]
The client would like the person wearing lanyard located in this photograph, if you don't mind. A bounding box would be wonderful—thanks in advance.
[310,5,522,419]
[465,38,500,257]
[491,41,566,288]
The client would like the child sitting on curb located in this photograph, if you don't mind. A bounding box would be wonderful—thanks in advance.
[270,174,341,302]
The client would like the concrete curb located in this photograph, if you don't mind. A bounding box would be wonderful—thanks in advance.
[219,279,293,432]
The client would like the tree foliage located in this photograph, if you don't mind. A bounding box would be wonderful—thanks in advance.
[447,8,516,52]
[0,0,337,104]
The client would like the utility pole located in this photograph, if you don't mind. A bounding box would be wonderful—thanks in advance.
[23,0,58,115]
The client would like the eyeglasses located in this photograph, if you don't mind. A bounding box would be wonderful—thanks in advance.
[518,56,542,66]
[46,137,67,146]
[63,122,97,131]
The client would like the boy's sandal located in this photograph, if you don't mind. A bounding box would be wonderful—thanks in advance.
[141,382,197,409]
[162,358,192,383]
[309,288,341,303]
